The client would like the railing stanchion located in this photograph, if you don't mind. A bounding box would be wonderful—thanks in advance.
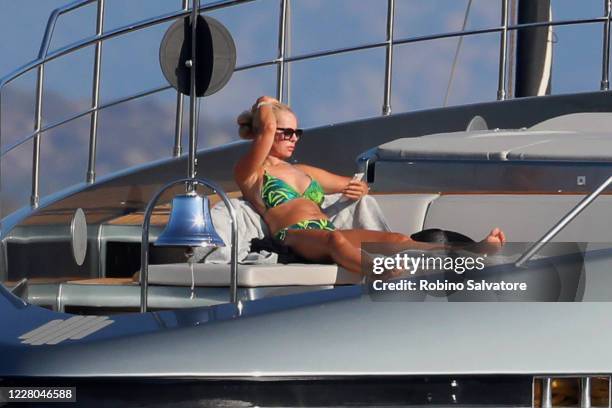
[542,377,553,408]
[286,0,292,106]
[276,0,289,102]
[86,0,105,184]
[30,64,45,209]
[173,0,189,158]
[581,377,592,408]
[601,0,611,90]
[497,0,509,100]
[382,0,395,116]
[173,92,184,157]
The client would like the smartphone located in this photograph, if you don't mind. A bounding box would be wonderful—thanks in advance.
[338,173,365,203]
[351,172,365,182]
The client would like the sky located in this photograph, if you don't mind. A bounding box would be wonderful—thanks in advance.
[0,0,607,215]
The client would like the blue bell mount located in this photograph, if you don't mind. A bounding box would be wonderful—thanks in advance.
[139,178,238,313]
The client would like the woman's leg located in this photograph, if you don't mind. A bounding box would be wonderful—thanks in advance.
[337,228,506,254]
[283,229,365,273]
[337,230,437,252]
[282,228,506,274]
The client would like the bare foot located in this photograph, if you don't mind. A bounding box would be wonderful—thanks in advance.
[475,227,506,254]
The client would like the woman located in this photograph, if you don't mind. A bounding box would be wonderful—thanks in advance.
[234,96,505,274]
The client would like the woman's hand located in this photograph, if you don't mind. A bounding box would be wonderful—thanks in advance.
[251,96,278,135]
[342,180,369,200]
[251,95,278,112]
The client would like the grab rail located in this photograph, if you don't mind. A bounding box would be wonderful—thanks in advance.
[515,175,612,268]
[1,0,611,213]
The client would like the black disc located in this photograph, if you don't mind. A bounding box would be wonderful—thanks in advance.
[160,15,236,97]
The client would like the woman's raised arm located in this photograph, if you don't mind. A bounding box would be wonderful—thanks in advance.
[234,97,278,184]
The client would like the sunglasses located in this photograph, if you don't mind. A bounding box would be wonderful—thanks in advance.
[275,127,303,140]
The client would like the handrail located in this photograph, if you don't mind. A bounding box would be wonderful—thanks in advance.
[2,12,606,95]
[24,0,89,208]
[234,17,608,72]
[1,84,173,156]
[1,0,611,212]
[0,10,188,90]
[515,175,612,268]
[38,0,98,60]
[1,4,196,207]
[0,0,256,90]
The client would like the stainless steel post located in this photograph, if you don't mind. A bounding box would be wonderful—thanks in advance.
[497,0,509,100]
[140,191,156,312]
[285,0,292,105]
[383,0,395,115]
[173,94,184,157]
[608,376,611,408]
[542,377,553,408]
[602,0,611,90]
[30,64,45,208]
[276,0,289,102]
[581,377,592,408]
[515,175,612,267]
[211,181,239,303]
[173,0,189,157]
[86,0,105,184]
[507,0,516,98]
[187,0,199,189]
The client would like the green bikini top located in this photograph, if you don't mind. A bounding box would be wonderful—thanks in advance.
[261,171,325,209]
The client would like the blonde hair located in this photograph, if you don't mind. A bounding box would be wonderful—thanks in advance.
[237,102,294,140]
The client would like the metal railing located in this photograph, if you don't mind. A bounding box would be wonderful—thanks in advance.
[533,375,611,408]
[1,0,611,212]
[515,174,612,267]
[85,0,105,184]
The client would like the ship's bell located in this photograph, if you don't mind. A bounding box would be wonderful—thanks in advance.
[155,194,225,247]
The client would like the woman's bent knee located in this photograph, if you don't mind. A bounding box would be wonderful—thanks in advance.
[327,230,348,249]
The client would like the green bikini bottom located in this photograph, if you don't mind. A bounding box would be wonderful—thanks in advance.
[274,219,336,241]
